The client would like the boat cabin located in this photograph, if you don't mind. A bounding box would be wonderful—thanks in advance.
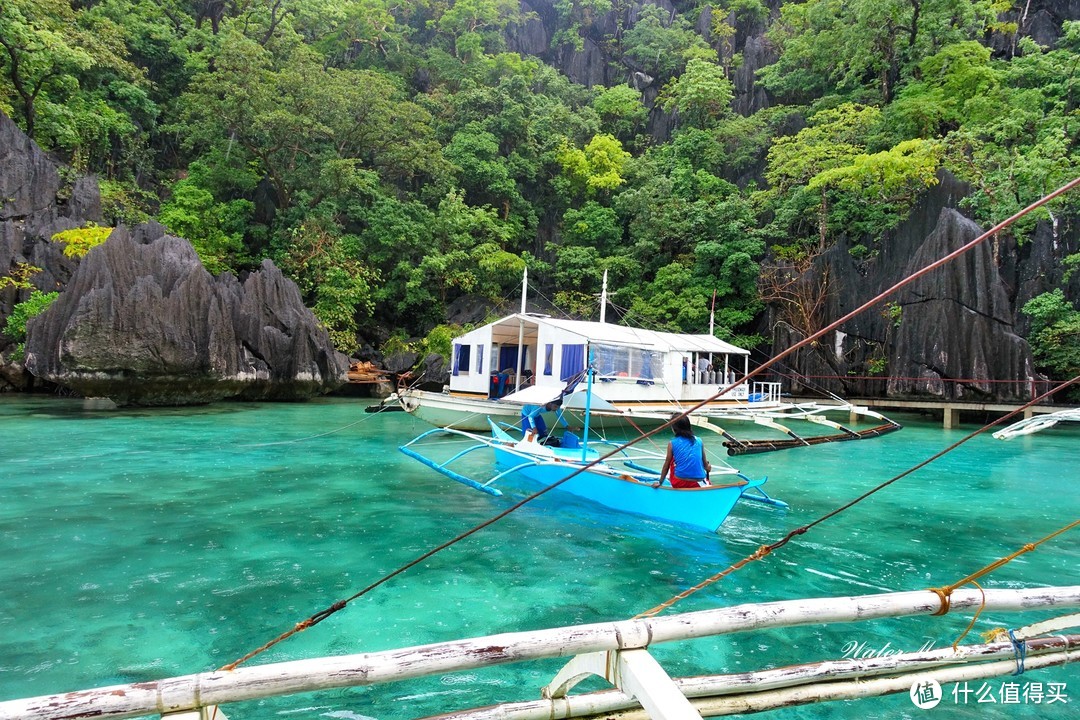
[446,314,752,403]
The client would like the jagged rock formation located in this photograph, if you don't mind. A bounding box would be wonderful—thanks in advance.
[22,224,348,405]
[1,110,347,403]
[770,172,1079,402]
[0,111,96,391]
[507,0,778,144]
[989,0,1080,54]
[887,209,1036,400]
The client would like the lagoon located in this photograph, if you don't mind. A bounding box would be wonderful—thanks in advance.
[0,396,1077,719]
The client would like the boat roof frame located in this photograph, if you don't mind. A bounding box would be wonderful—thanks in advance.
[455,313,750,356]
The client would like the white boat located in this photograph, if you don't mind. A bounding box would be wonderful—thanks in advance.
[389,310,900,453]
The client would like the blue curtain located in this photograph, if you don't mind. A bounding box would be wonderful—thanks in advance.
[560,344,585,381]
[543,344,553,375]
[498,346,518,373]
[453,344,470,376]
[598,345,616,374]
[641,350,654,378]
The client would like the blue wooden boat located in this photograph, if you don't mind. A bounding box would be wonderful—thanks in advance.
[398,419,785,534]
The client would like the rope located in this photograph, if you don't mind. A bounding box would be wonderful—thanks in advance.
[222,176,1080,670]
[928,517,1080,622]
[1009,628,1028,675]
[634,373,1080,619]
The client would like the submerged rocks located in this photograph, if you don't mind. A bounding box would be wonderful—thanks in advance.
[23,226,348,405]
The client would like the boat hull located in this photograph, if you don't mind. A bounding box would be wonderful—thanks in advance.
[395,389,790,433]
[489,444,745,533]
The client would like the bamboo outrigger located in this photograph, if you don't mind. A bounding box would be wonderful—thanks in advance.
[2,586,1077,720]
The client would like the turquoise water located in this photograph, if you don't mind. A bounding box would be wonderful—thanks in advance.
[0,396,1077,719]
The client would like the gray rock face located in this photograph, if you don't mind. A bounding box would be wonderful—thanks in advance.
[1,110,345,404]
[887,208,1035,400]
[0,114,60,222]
[768,170,1076,402]
[23,226,348,405]
[0,111,102,228]
[1,110,98,358]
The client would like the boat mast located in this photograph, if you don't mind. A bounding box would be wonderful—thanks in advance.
[599,269,608,323]
[515,267,527,391]
[709,288,716,335]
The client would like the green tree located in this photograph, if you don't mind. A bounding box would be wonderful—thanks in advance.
[0,0,147,161]
[175,32,443,211]
[658,58,733,129]
[2,289,59,360]
[1023,289,1080,382]
[621,5,712,80]
[808,138,945,236]
[760,0,998,105]
[592,84,647,145]
[942,33,1080,236]
[555,133,631,199]
[433,0,521,61]
[561,201,622,251]
[393,189,519,327]
[159,171,255,274]
[763,103,882,248]
[442,121,521,218]
[275,220,378,353]
[882,41,1001,140]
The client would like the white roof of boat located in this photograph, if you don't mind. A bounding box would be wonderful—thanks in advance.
[466,314,749,355]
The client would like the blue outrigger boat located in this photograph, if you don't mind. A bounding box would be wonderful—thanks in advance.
[398,374,786,533]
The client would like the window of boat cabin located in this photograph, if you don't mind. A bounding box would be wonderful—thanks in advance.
[543,344,553,375]
[592,343,658,380]
[498,346,527,374]
[475,344,484,374]
[560,344,585,381]
[452,344,471,375]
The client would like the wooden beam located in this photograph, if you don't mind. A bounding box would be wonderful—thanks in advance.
[615,650,702,720]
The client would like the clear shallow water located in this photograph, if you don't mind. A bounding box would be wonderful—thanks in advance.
[0,396,1077,719]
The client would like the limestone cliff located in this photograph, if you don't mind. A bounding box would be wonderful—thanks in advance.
[770,172,1078,401]
[1,111,346,404]
[22,225,348,405]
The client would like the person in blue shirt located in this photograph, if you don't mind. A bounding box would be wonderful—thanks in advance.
[654,415,711,488]
[521,399,567,443]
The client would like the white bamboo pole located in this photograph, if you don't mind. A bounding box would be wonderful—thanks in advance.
[2,587,1078,720]
[644,649,1079,719]
[422,634,1080,719]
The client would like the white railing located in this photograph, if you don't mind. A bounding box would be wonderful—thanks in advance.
[2,586,1078,720]
[749,381,782,403]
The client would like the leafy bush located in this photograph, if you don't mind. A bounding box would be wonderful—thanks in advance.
[51,225,114,258]
[419,324,465,362]
[2,290,60,361]
[0,263,42,290]
[1023,289,1080,383]
[380,331,415,357]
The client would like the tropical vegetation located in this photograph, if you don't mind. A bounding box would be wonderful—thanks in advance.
[1,0,1077,372]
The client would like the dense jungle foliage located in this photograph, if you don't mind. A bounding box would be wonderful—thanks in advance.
[1,0,1078,376]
